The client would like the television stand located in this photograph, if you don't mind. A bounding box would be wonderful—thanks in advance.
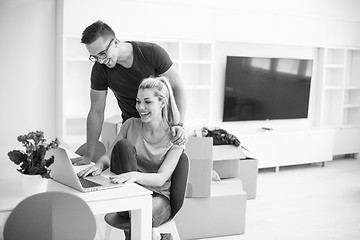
[239,127,334,170]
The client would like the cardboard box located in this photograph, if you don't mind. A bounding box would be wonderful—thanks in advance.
[184,137,213,198]
[186,137,258,199]
[176,179,247,239]
[239,158,258,199]
[212,144,246,179]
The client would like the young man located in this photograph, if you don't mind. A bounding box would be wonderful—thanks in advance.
[72,20,186,165]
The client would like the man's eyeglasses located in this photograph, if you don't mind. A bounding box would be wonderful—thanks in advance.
[89,38,116,62]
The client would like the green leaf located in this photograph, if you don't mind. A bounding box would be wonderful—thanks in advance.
[20,162,30,174]
[11,130,58,176]
[28,166,39,175]
[45,156,55,168]
[8,150,27,165]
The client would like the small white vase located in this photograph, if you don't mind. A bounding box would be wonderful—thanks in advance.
[21,174,49,196]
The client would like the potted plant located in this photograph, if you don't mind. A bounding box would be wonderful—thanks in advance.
[8,130,60,195]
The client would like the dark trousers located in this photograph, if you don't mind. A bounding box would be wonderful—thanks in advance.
[110,139,171,240]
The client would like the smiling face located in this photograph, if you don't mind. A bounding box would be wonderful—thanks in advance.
[85,36,117,68]
[136,88,164,123]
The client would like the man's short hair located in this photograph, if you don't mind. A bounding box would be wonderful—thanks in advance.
[81,20,115,44]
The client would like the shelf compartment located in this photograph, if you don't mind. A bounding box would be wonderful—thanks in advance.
[348,50,360,87]
[325,48,346,65]
[181,63,211,86]
[181,42,212,61]
[155,41,179,60]
[324,86,344,90]
[64,61,92,117]
[105,94,119,115]
[322,90,343,126]
[324,67,345,86]
[66,37,88,59]
[184,89,210,125]
[66,117,86,135]
[343,108,360,126]
[344,90,360,105]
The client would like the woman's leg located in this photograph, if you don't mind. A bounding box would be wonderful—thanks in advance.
[152,193,171,240]
[110,139,137,240]
[110,140,171,239]
[152,193,171,227]
[110,139,137,174]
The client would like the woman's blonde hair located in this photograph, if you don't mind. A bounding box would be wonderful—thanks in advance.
[138,76,180,127]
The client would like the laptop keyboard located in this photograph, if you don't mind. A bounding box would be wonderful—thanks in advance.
[79,177,102,188]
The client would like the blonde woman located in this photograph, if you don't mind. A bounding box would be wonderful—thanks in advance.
[78,76,184,240]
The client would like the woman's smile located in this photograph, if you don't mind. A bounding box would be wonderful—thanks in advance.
[140,111,151,118]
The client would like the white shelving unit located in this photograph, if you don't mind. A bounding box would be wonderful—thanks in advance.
[318,47,360,156]
[57,33,91,147]
[345,50,360,126]
[319,47,360,127]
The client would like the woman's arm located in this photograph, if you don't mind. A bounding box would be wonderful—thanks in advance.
[110,147,183,186]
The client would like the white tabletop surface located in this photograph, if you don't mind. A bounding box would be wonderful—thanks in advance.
[0,146,153,240]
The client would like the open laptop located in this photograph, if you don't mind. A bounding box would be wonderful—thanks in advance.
[47,147,123,192]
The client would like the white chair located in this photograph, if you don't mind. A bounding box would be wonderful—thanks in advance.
[3,191,96,240]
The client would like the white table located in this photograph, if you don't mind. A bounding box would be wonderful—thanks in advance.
[0,163,153,240]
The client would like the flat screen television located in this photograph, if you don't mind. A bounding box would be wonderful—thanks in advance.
[223,56,313,122]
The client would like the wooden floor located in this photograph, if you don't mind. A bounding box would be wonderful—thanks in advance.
[201,157,360,240]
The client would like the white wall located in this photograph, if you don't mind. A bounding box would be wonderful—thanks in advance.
[0,0,56,156]
[150,0,360,21]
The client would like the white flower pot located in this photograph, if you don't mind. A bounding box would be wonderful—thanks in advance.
[21,174,48,196]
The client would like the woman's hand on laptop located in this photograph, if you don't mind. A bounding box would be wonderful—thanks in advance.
[109,172,139,185]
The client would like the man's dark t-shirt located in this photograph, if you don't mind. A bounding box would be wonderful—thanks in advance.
[90,41,173,122]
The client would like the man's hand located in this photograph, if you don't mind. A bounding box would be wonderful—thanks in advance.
[77,164,103,178]
[170,125,187,145]
[71,155,92,166]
